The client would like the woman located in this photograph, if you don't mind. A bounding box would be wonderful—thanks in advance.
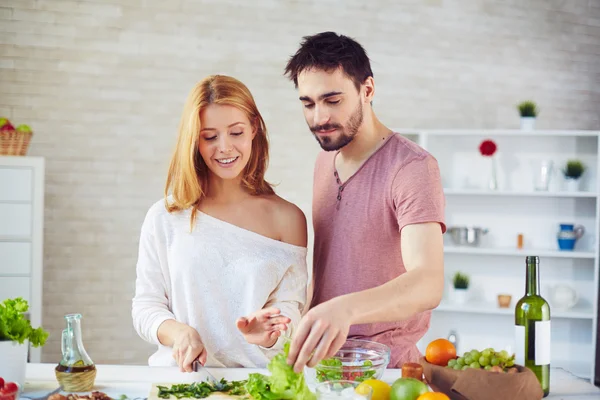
[132,75,309,372]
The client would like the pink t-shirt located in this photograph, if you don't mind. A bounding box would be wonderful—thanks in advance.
[311,132,446,368]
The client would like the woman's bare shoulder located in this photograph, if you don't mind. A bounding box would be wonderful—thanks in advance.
[260,195,307,247]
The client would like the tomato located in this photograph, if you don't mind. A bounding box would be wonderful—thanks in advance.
[0,393,17,400]
[2,383,17,394]
[0,380,18,400]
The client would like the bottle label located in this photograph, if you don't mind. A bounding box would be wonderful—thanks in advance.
[535,320,551,365]
[515,325,525,365]
[515,321,551,366]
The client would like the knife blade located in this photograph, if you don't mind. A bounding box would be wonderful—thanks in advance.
[192,360,225,390]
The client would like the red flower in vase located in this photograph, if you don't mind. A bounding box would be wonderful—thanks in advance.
[479,139,497,157]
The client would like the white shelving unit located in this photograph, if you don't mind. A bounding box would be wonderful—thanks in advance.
[0,156,45,362]
[403,130,599,382]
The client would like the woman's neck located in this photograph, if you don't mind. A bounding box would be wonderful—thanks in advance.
[204,175,250,205]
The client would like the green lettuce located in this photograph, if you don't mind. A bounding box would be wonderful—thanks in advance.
[0,297,49,347]
[245,342,316,400]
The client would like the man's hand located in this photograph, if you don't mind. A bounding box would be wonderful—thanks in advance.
[237,307,291,348]
[286,298,351,373]
[171,324,207,372]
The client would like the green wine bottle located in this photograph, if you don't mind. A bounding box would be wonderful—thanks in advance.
[515,256,551,397]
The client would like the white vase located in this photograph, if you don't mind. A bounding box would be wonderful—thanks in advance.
[0,340,28,388]
[488,156,498,190]
[565,178,580,192]
[520,117,536,130]
[453,288,469,304]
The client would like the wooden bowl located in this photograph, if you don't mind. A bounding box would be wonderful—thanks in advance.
[419,358,543,400]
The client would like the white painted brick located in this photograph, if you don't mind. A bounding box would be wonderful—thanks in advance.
[10,8,57,23]
[0,7,13,19]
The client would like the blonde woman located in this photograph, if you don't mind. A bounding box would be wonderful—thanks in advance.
[132,75,309,372]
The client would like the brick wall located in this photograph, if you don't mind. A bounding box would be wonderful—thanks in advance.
[0,0,598,364]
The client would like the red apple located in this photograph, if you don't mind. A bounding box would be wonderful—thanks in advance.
[0,118,14,131]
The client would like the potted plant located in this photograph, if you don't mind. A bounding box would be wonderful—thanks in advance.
[563,159,585,191]
[0,297,49,388]
[452,272,470,304]
[517,101,538,130]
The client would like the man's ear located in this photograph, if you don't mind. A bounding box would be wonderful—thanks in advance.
[363,76,375,103]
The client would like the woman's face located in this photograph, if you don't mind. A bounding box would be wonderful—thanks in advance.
[198,104,255,182]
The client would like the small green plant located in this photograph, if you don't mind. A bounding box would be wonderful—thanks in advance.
[517,101,538,117]
[0,297,49,347]
[563,160,585,179]
[453,272,470,289]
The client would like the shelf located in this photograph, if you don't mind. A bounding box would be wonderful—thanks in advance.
[443,189,597,198]
[434,301,594,320]
[396,129,600,137]
[0,200,32,205]
[0,236,31,242]
[444,246,596,259]
[553,360,591,380]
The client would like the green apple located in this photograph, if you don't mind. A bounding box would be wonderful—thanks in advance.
[16,124,32,133]
[390,377,429,400]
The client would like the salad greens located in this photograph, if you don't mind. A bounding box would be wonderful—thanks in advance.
[315,358,376,383]
[0,297,49,347]
[245,342,315,400]
[157,379,247,399]
[157,342,315,399]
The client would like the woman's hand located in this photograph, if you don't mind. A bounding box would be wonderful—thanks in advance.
[236,307,291,348]
[170,323,207,372]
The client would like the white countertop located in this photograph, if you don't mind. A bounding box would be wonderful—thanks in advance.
[22,363,600,399]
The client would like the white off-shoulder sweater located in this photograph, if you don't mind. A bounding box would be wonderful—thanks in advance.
[132,200,308,368]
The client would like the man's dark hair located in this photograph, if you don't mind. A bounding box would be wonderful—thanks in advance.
[284,31,373,90]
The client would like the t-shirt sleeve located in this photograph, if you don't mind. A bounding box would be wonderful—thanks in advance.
[392,154,446,234]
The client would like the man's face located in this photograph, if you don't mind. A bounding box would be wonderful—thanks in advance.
[297,68,364,152]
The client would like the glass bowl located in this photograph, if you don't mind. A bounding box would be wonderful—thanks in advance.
[315,380,373,399]
[305,339,391,385]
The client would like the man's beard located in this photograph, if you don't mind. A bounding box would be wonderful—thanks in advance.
[310,101,363,152]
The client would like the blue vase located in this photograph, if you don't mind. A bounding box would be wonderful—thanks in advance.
[557,224,585,251]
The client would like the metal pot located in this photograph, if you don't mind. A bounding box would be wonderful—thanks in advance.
[447,226,488,246]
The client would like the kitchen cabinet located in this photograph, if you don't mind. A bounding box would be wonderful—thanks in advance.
[397,130,599,382]
[0,155,45,362]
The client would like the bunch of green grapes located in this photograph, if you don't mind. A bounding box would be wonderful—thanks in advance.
[446,348,516,373]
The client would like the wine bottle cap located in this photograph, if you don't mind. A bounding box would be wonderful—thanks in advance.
[526,256,540,264]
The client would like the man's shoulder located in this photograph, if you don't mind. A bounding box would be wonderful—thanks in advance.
[384,133,438,173]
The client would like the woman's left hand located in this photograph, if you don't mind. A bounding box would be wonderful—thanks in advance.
[236,307,291,348]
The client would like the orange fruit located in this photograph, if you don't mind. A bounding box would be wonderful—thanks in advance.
[425,338,456,366]
[417,393,450,400]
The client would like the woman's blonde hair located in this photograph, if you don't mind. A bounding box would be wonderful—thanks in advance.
[165,75,274,228]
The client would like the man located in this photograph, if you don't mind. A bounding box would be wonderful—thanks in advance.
[283,31,446,373]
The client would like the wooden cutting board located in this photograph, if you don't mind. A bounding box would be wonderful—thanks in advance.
[148,383,248,400]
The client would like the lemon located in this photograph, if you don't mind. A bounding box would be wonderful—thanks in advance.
[356,379,391,400]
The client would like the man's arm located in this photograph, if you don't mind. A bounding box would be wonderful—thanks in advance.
[342,221,444,324]
[287,221,444,372]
